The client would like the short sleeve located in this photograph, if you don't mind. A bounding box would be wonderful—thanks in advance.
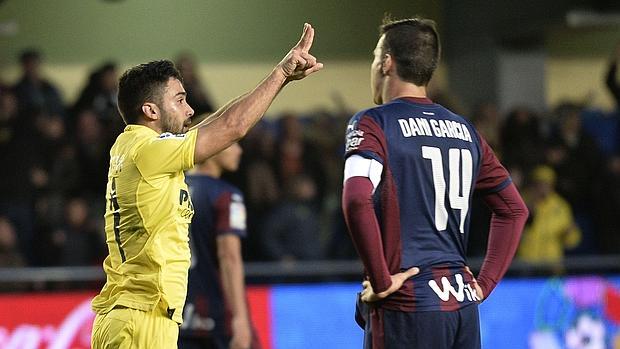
[214,191,247,238]
[344,113,386,164]
[475,134,512,194]
[134,129,198,176]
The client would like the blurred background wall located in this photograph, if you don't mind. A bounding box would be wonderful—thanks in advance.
[1,0,618,114]
[0,0,442,114]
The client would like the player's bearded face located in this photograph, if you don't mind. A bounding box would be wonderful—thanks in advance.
[159,106,184,134]
[158,78,193,134]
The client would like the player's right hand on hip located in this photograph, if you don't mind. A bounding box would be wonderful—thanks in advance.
[277,23,323,81]
[361,267,420,303]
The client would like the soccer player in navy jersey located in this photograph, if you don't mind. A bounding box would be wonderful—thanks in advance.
[180,143,260,349]
[341,17,529,348]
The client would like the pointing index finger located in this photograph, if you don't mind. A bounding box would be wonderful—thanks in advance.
[295,23,315,53]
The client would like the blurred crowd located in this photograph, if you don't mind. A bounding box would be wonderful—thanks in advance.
[0,47,619,274]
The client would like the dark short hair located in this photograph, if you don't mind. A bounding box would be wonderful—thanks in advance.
[19,49,41,64]
[117,60,183,124]
[379,16,440,86]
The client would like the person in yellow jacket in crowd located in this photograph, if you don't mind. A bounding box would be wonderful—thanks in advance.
[518,165,581,272]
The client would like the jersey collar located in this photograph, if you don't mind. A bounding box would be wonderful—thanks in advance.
[398,96,434,104]
[124,124,159,136]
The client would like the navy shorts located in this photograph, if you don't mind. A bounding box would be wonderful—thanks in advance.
[357,297,481,349]
[179,332,262,349]
[178,336,229,349]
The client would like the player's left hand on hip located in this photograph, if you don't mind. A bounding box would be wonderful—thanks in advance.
[464,266,485,302]
[361,267,419,303]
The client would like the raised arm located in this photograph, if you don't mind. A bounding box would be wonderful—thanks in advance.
[192,23,323,163]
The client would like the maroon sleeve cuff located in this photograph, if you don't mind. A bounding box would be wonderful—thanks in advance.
[477,183,529,296]
[342,176,392,293]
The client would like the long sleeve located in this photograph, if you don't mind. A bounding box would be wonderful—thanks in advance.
[477,183,529,297]
[342,176,392,293]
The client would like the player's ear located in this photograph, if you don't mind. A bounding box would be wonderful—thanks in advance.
[382,54,393,75]
[142,103,159,121]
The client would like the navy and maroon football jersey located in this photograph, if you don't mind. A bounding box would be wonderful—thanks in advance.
[180,174,247,338]
[345,97,511,312]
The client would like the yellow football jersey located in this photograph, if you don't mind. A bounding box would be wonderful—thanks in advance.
[92,125,197,324]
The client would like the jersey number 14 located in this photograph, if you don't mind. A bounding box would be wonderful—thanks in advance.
[422,146,473,234]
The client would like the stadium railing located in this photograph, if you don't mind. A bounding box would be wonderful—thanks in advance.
[0,255,619,288]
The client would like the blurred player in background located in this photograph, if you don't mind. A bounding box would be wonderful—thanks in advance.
[179,143,261,349]
[91,23,322,349]
[341,16,528,348]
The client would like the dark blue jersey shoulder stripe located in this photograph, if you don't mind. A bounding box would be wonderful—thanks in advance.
[477,177,512,196]
[345,150,384,164]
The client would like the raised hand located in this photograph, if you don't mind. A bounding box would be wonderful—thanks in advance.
[278,23,323,81]
[360,267,420,303]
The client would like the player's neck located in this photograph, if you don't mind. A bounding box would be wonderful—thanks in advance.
[383,78,427,103]
[136,118,163,134]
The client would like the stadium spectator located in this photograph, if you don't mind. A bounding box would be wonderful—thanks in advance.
[0,216,27,291]
[32,111,81,226]
[596,156,620,254]
[580,108,619,158]
[0,108,61,264]
[54,196,105,266]
[0,216,25,268]
[467,101,503,258]
[12,49,65,120]
[239,124,280,260]
[241,124,280,210]
[592,41,620,255]
[518,166,581,272]
[72,62,120,121]
[303,111,358,261]
[500,106,545,177]
[74,109,109,199]
[471,101,502,153]
[275,113,326,203]
[2,71,68,265]
[546,102,603,254]
[176,52,216,116]
[71,62,124,141]
[0,86,18,148]
[341,16,528,348]
[181,143,261,349]
[261,174,323,262]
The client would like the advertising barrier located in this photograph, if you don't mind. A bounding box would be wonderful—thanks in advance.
[0,292,95,349]
[1,276,619,348]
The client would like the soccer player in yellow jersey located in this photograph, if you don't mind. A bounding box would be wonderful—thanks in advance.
[91,23,322,349]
